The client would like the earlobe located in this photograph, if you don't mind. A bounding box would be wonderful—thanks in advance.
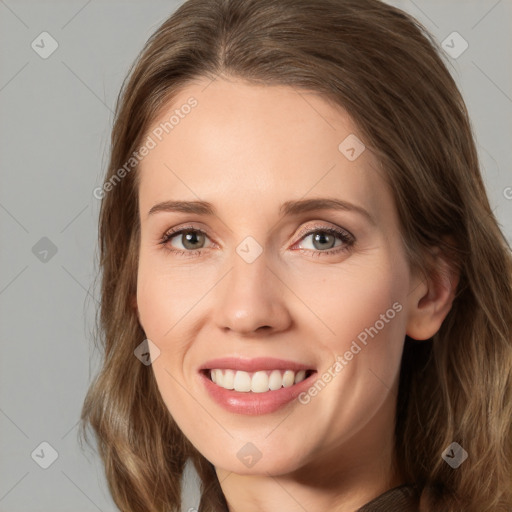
[406,248,460,341]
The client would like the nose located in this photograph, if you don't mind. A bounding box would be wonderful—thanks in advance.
[213,252,292,336]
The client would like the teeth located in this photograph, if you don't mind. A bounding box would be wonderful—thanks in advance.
[295,370,306,384]
[222,369,235,390]
[209,369,310,392]
[233,370,251,392]
[283,370,295,387]
[251,371,268,393]
[269,369,283,390]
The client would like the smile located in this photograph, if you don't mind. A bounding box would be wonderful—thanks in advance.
[198,357,317,415]
[208,369,314,392]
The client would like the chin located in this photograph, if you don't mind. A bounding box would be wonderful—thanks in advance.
[216,454,305,477]
[197,436,311,477]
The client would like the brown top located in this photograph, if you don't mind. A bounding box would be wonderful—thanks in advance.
[356,484,419,512]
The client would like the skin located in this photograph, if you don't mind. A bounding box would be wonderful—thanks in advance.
[135,76,458,512]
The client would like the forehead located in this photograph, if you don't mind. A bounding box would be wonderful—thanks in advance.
[137,77,394,225]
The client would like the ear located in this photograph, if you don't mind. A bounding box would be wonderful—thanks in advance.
[406,245,459,340]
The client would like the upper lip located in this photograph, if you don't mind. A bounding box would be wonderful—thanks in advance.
[199,357,316,373]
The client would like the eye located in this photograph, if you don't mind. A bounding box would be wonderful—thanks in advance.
[159,225,213,257]
[293,225,355,257]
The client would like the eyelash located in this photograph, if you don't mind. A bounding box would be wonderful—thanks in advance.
[158,223,355,259]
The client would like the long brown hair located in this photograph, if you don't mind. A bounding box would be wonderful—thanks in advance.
[79,0,512,510]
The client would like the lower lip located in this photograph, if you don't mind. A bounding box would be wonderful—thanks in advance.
[199,370,317,415]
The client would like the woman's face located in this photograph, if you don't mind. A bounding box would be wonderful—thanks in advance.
[136,77,420,479]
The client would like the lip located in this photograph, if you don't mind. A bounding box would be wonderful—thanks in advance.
[198,357,317,415]
[199,357,314,373]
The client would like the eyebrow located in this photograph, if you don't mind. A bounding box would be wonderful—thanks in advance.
[147,198,374,224]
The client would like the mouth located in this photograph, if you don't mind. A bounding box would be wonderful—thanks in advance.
[201,368,316,393]
[198,357,318,415]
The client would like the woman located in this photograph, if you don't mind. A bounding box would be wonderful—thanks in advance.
[80,0,512,511]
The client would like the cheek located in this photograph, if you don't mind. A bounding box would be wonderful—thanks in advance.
[136,255,206,341]
[289,269,408,452]
[295,258,407,350]
[297,256,409,416]
[136,263,167,340]
[135,262,200,433]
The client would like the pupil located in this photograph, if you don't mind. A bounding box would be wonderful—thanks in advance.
[183,231,203,249]
[314,232,334,249]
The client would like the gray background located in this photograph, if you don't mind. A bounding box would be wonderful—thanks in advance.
[0,1,511,510]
